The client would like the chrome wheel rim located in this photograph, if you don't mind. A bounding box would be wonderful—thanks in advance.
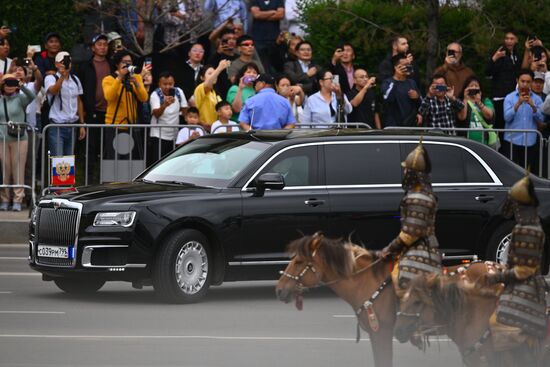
[496,233,511,264]
[175,241,208,295]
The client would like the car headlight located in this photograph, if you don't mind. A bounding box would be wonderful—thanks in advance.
[93,212,136,227]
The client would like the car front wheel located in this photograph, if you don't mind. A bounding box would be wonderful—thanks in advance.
[153,229,211,303]
[486,222,514,265]
[53,278,105,294]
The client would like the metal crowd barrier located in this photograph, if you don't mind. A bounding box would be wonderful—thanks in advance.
[41,124,207,194]
[383,126,546,178]
[295,122,372,129]
[0,121,36,210]
[210,124,244,134]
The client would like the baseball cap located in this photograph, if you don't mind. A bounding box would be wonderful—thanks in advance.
[44,32,61,44]
[106,32,122,43]
[55,51,71,63]
[91,34,108,45]
[255,74,275,85]
[533,71,545,81]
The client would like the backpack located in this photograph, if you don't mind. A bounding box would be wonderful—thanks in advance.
[40,73,81,131]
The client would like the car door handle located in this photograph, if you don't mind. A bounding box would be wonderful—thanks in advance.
[304,199,325,207]
[474,195,494,203]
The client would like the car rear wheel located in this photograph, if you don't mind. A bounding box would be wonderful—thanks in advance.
[153,229,211,303]
[53,278,105,294]
[486,222,514,265]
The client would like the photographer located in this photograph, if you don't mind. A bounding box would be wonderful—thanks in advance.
[207,28,238,100]
[0,74,35,211]
[329,43,357,96]
[148,71,188,166]
[434,42,474,97]
[346,68,380,129]
[226,62,259,121]
[458,76,497,146]
[418,74,466,133]
[381,53,421,127]
[44,51,85,156]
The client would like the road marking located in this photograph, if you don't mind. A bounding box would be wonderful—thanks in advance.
[0,311,65,315]
[0,272,40,276]
[0,334,453,342]
[0,257,27,260]
[0,244,28,248]
[333,315,355,318]
[0,291,13,294]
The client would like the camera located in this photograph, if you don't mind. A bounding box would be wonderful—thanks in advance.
[3,79,19,87]
[435,85,448,92]
[62,55,71,70]
[126,65,137,75]
[468,89,480,96]
[168,88,176,97]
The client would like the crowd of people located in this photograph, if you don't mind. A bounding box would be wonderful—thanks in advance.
[0,2,550,211]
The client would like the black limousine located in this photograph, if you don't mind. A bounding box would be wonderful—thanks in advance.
[29,129,550,303]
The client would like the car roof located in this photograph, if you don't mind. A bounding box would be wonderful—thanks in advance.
[210,128,470,144]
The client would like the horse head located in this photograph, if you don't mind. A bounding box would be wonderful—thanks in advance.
[394,273,464,343]
[275,232,355,306]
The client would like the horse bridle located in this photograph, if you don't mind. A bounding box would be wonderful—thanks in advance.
[279,262,321,293]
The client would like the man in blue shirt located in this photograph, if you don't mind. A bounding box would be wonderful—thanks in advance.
[503,69,545,174]
[238,74,295,130]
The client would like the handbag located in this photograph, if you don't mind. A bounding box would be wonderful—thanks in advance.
[467,100,500,150]
[2,97,22,138]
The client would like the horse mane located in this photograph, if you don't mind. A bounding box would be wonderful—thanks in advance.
[413,274,465,326]
[287,234,374,279]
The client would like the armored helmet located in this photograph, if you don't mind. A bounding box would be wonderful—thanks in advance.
[402,137,431,173]
[509,174,539,206]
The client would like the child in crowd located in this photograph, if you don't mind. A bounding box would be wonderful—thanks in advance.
[175,107,205,146]
[211,101,239,134]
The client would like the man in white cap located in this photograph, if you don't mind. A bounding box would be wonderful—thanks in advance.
[44,51,86,156]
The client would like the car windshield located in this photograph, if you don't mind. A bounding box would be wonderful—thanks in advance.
[139,138,270,187]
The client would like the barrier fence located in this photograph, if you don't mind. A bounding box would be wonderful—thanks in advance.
[0,122,548,212]
[0,121,37,209]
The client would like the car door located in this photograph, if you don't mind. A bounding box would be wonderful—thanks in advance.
[400,141,507,256]
[239,144,330,263]
[324,141,403,249]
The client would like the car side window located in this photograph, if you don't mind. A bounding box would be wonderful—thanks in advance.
[325,143,402,185]
[401,143,465,183]
[462,149,493,183]
[256,146,318,187]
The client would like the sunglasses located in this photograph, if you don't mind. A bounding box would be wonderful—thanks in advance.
[240,42,254,47]
[3,79,19,87]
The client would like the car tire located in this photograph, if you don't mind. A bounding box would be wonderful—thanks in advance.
[153,229,211,304]
[486,221,515,264]
[53,278,105,294]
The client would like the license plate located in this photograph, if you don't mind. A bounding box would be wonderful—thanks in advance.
[37,245,69,259]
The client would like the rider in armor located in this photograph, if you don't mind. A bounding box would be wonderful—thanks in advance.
[486,174,547,339]
[379,139,442,296]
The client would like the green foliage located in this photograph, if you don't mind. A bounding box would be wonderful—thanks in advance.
[298,0,550,93]
[2,0,82,58]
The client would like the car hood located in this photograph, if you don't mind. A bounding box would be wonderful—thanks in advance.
[42,182,219,205]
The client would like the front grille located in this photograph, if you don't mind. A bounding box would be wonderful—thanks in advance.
[35,200,82,268]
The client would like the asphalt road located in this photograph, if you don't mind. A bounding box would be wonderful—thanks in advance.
[0,244,464,367]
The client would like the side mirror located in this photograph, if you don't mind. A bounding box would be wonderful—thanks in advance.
[254,173,285,197]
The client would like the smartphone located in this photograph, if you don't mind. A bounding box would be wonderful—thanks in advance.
[168,88,176,97]
[144,57,152,68]
[468,89,480,96]
[404,65,414,74]
[28,45,41,53]
[528,34,537,41]
[333,75,340,85]
[243,75,256,85]
[62,55,71,70]
[435,85,448,92]
[447,49,456,57]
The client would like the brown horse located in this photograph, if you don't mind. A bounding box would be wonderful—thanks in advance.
[394,262,549,366]
[276,233,398,367]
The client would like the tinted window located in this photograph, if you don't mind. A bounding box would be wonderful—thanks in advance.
[325,143,401,185]
[257,146,318,187]
[400,143,464,183]
[462,149,493,182]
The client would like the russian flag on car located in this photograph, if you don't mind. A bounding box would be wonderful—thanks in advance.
[51,156,76,186]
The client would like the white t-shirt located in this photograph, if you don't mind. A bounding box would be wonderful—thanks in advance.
[210,120,239,134]
[150,87,188,141]
[0,58,12,74]
[175,126,205,145]
[44,73,83,123]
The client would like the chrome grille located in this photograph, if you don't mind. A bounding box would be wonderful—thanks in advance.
[35,199,82,268]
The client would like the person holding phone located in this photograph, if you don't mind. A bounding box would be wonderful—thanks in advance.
[418,74,466,133]
[226,62,259,121]
[434,42,474,97]
[458,76,497,147]
[148,71,188,166]
[485,30,521,131]
[346,68,380,129]
[329,43,357,95]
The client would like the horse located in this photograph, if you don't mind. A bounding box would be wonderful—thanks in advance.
[275,233,396,367]
[394,262,550,366]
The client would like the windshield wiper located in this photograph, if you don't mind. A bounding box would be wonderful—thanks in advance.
[153,180,198,187]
